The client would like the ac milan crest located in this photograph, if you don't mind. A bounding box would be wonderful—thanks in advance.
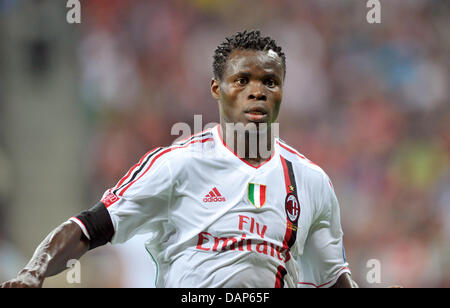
[285,193,300,223]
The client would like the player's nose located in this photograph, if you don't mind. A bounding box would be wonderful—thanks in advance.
[247,82,267,101]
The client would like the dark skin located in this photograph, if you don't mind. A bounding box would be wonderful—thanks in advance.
[211,49,283,166]
[1,48,355,288]
[0,221,88,288]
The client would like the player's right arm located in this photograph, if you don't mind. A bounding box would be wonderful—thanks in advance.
[1,146,175,288]
[0,220,89,288]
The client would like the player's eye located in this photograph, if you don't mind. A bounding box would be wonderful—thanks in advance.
[264,79,277,88]
[235,77,248,86]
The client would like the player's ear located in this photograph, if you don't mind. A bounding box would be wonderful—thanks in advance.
[211,78,220,101]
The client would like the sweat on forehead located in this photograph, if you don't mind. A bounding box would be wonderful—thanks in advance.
[267,49,278,58]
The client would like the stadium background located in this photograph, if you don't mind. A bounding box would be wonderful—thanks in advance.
[0,0,448,287]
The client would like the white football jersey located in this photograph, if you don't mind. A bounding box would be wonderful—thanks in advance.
[71,124,350,288]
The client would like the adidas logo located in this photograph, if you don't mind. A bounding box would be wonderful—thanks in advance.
[203,187,226,203]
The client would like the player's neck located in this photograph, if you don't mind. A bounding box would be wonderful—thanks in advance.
[219,122,276,166]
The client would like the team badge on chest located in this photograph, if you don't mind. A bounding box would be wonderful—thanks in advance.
[285,193,300,223]
[248,183,267,209]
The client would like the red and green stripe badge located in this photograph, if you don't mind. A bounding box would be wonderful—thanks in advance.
[248,183,267,208]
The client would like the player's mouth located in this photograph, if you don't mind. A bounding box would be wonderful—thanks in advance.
[244,106,268,122]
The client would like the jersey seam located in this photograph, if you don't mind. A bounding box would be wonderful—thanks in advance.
[166,158,174,223]
[316,173,330,226]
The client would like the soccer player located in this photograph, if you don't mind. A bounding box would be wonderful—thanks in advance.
[1,30,357,288]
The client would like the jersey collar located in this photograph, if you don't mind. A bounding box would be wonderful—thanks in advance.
[213,124,278,171]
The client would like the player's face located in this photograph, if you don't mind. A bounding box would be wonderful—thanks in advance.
[211,49,284,127]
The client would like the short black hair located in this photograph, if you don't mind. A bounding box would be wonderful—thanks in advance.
[213,30,286,80]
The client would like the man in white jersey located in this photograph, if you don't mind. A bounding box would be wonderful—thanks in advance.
[1,30,356,288]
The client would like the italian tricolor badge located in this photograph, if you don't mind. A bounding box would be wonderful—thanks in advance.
[248,183,267,208]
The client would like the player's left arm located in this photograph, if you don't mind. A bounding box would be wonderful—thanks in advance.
[297,171,358,288]
[322,175,358,288]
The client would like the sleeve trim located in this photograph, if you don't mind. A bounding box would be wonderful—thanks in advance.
[69,217,91,240]
[73,202,115,250]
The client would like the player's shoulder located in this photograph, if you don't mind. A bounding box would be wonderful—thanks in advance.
[276,138,335,195]
[154,128,216,163]
[276,138,329,180]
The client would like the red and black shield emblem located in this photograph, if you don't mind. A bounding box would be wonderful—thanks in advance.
[285,193,300,223]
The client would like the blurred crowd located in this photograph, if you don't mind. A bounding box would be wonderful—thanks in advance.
[76,0,449,287]
[1,0,448,287]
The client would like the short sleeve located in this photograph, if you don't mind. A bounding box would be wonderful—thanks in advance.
[106,149,173,244]
[71,147,174,247]
[297,174,350,288]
